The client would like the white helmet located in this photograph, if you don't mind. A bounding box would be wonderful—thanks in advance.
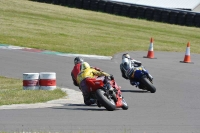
[81,62,90,71]
[122,57,129,64]
[122,53,130,60]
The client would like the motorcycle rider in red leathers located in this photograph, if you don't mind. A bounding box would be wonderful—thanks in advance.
[71,57,84,87]
[71,57,101,87]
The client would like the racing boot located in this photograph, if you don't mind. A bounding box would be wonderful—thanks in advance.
[96,100,101,108]
[130,80,139,87]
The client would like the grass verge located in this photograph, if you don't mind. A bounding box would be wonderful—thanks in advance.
[1,0,200,56]
[0,76,66,106]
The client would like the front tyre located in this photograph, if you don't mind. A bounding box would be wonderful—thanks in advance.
[140,77,156,93]
[96,89,116,111]
[121,98,128,110]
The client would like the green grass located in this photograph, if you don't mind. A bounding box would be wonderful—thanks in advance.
[0,76,66,106]
[0,0,200,105]
[1,0,200,56]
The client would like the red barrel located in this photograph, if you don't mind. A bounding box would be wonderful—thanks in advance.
[39,72,56,90]
[23,73,39,90]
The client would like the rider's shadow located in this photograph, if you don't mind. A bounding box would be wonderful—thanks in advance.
[51,104,109,111]
[121,90,149,93]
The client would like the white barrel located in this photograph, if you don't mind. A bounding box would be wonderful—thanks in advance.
[39,72,56,90]
[23,73,39,90]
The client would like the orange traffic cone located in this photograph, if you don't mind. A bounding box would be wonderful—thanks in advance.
[143,38,157,59]
[180,42,194,64]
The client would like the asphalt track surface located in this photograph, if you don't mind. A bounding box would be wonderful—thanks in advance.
[0,49,200,133]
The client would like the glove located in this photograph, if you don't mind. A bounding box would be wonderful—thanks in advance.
[91,66,101,71]
[95,67,101,71]
[102,72,110,77]
[136,61,142,67]
[110,74,114,80]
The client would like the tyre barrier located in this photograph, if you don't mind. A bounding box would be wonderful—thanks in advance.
[129,5,138,18]
[32,0,200,27]
[52,0,60,5]
[98,0,106,12]
[105,1,114,14]
[169,11,179,24]
[113,3,122,15]
[120,4,130,17]
[23,73,40,90]
[67,0,75,7]
[39,72,56,90]
[74,0,83,8]
[90,0,99,11]
[185,13,196,26]
[145,8,154,20]
[153,8,162,22]
[161,10,171,23]
[177,12,187,25]
[45,0,52,4]
[194,14,200,27]
[60,0,67,6]
[82,0,91,10]
[136,6,146,19]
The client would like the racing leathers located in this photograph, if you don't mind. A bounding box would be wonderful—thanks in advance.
[71,64,101,87]
[71,63,81,87]
[77,68,110,105]
[120,57,142,85]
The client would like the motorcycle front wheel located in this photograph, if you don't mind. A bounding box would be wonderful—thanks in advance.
[121,98,128,110]
[96,89,116,111]
[140,77,156,93]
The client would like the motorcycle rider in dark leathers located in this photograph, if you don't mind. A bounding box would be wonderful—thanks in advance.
[120,53,153,88]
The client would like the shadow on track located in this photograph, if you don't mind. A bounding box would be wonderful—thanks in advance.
[51,104,111,111]
[121,90,149,93]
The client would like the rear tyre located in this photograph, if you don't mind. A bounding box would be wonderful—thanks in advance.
[96,89,116,111]
[140,77,156,93]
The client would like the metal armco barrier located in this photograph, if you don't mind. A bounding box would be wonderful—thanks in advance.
[31,0,200,27]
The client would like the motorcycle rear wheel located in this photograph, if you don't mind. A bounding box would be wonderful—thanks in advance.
[140,77,156,93]
[96,89,116,111]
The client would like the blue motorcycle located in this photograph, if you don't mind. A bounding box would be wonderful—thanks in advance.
[130,66,156,93]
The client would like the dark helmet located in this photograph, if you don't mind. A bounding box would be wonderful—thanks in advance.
[122,53,130,60]
[74,57,84,65]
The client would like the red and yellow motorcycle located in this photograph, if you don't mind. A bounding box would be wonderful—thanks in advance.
[85,76,128,111]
